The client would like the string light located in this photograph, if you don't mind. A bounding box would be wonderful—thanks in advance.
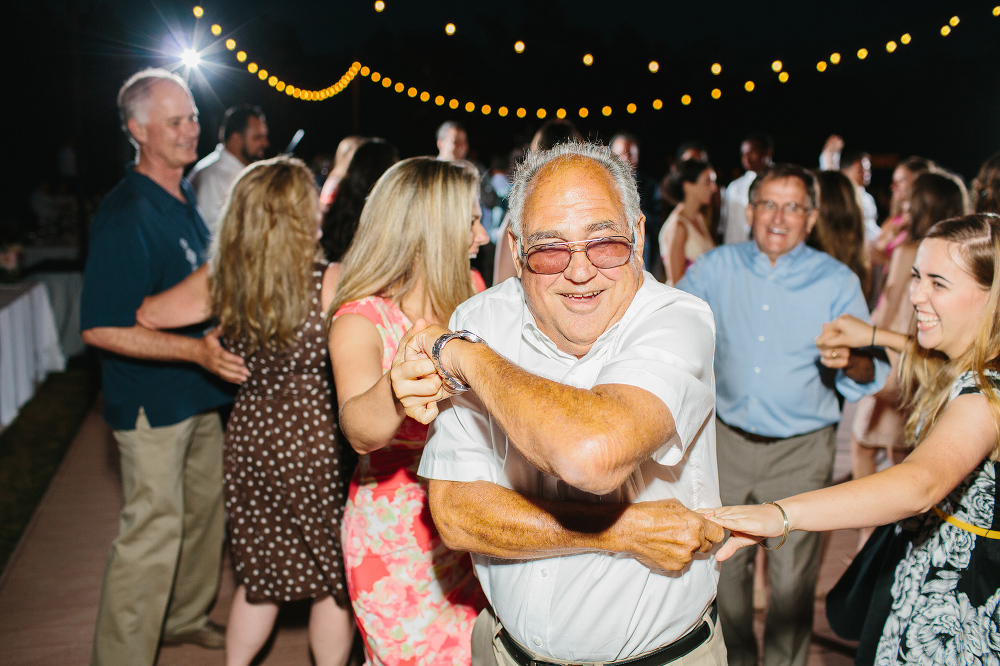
[711,88,721,99]
[771,60,783,72]
[680,94,692,106]
[247,62,258,73]
[537,108,547,119]
[498,106,508,116]
[886,40,897,52]
[444,23,456,35]
[482,104,491,115]
[225,38,236,50]
[192,6,203,17]
[465,101,475,112]
[901,33,912,44]
[994,6,1000,17]
[583,54,594,66]
[950,16,960,26]
[381,76,392,87]
[578,107,589,118]
[830,52,841,64]
[395,82,404,92]
[407,86,417,97]
[602,106,612,116]
[816,61,827,71]
[626,102,637,113]
[210,24,221,36]
[374,1,385,11]
[448,98,459,109]
[857,48,868,59]
[648,61,659,73]
[236,50,247,62]
[652,99,663,110]
[744,80,755,91]
[556,108,567,119]
[778,71,789,82]
[941,25,951,36]
[419,91,430,102]
[514,41,525,53]
[711,63,722,75]
[516,107,527,118]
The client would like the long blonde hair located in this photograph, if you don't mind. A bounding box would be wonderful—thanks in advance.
[900,213,1000,460]
[330,157,479,324]
[210,156,321,353]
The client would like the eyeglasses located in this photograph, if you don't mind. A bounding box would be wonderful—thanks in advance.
[521,236,634,275]
[752,200,811,219]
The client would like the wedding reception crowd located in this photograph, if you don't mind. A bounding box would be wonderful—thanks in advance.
[79,66,1000,666]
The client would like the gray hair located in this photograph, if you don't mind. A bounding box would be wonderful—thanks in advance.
[117,68,193,139]
[507,141,642,246]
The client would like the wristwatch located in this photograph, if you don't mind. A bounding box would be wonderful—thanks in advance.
[431,330,485,392]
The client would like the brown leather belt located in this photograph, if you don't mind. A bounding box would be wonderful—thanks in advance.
[497,604,716,666]
[717,418,782,444]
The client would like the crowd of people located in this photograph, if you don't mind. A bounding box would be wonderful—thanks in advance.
[78,67,1000,666]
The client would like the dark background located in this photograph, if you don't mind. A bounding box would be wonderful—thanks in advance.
[8,0,1000,228]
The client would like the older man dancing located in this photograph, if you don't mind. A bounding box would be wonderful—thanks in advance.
[395,142,727,666]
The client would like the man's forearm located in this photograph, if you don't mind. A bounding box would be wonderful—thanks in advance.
[428,480,721,571]
[82,325,205,365]
[447,341,673,494]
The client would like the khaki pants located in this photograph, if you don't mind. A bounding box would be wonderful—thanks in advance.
[91,408,225,665]
[472,604,727,666]
[715,419,837,666]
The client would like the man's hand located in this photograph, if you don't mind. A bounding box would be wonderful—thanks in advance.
[195,326,249,384]
[391,320,449,424]
[615,499,725,572]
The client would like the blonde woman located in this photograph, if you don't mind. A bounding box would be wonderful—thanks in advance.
[328,157,488,665]
[708,214,1000,664]
[136,156,354,666]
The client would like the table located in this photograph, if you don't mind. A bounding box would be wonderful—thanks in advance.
[0,282,66,426]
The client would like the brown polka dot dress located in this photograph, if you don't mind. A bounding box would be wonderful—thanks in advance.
[224,262,349,607]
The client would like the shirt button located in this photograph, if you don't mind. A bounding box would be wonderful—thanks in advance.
[754,367,761,374]
[762,304,770,311]
[533,637,542,647]
[540,568,549,577]
[758,335,765,342]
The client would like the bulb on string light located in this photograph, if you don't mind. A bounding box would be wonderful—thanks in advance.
[578,107,589,118]
[950,16,959,26]
[941,25,951,36]
[516,107,527,118]
[626,103,637,113]
[583,54,594,66]
[225,39,236,50]
[830,52,841,64]
[395,82,404,93]
[276,82,285,91]
[465,101,475,112]
[857,48,868,59]
[420,92,430,102]
[602,105,612,116]
[434,95,444,105]
[498,106,509,117]
[816,61,827,72]
[778,72,789,82]
[711,88,721,99]
[407,87,417,97]
[711,63,721,75]
[537,108,547,119]
[901,33,911,44]
[445,23,456,35]
[652,99,663,110]
[556,108,567,119]
[258,70,268,80]
[681,95,691,106]
[514,41,525,53]
[482,104,491,115]
[886,41,897,53]
[771,60,782,72]
[374,1,385,12]
[745,80,755,91]
[449,99,459,109]
[648,61,659,73]
[381,77,391,88]
[247,62,258,73]
[211,24,221,36]
[268,76,277,86]
[193,6,203,18]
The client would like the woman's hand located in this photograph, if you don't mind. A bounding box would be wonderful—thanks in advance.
[697,503,787,562]
[390,319,450,424]
[816,314,873,368]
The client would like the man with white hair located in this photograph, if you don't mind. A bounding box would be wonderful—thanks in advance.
[400,142,727,665]
[81,68,247,664]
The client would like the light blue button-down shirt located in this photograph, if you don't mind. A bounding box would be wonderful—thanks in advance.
[677,241,888,438]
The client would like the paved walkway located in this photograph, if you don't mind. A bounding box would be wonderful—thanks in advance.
[0,402,861,664]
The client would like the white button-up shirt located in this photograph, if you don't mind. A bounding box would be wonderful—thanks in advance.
[188,144,245,235]
[720,170,756,245]
[418,275,721,662]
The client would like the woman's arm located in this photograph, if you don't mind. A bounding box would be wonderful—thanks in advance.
[816,313,909,356]
[661,219,688,285]
[709,392,998,560]
[136,264,212,329]
[329,315,443,454]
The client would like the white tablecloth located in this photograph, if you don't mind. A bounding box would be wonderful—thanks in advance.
[0,282,66,426]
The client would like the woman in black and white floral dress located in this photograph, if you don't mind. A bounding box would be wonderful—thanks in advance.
[707,213,1000,665]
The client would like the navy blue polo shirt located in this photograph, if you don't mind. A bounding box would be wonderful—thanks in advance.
[81,166,235,430]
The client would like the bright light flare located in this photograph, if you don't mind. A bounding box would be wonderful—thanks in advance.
[445,23,456,35]
[180,49,201,68]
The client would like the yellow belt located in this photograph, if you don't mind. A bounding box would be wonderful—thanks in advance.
[933,506,1000,539]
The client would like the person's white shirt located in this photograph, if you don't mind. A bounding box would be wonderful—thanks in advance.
[720,170,755,244]
[418,275,720,663]
[858,185,881,241]
[188,144,245,235]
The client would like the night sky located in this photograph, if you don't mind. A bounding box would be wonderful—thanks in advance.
[9,0,1000,222]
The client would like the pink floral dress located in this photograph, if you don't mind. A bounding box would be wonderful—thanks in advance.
[334,296,485,666]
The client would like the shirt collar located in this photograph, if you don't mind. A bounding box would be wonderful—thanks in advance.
[745,239,810,276]
[125,164,196,214]
[218,145,246,170]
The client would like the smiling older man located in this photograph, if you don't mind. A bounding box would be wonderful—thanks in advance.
[677,163,888,666]
[399,142,727,666]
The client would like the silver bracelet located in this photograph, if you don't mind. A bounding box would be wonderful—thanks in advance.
[431,330,485,392]
[760,502,789,551]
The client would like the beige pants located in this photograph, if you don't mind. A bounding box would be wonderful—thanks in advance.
[472,604,727,666]
[91,408,225,665]
[715,419,837,666]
